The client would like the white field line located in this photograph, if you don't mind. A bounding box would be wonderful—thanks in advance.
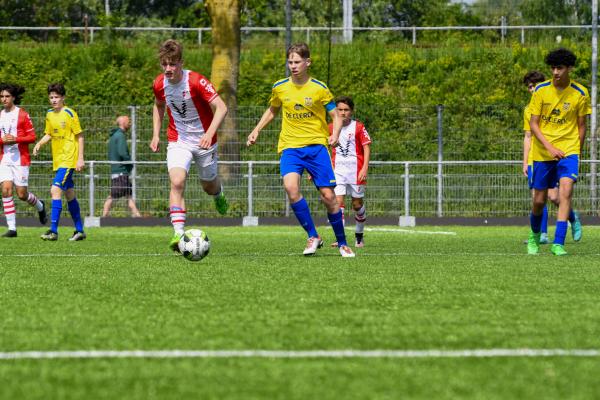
[364,228,456,235]
[0,349,599,360]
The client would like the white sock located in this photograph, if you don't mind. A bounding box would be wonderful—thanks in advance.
[340,206,345,227]
[170,207,186,235]
[3,197,16,231]
[355,205,366,234]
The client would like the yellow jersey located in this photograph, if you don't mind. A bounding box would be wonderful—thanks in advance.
[523,104,534,165]
[269,77,335,153]
[528,79,591,161]
[44,107,83,170]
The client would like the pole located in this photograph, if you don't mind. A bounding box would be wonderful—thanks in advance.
[129,106,137,201]
[437,105,444,217]
[88,161,95,217]
[285,0,292,76]
[247,161,254,217]
[591,0,598,213]
[404,162,410,217]
[343,0,353,43]
[105,0,110,16]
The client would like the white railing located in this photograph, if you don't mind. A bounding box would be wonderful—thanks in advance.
[25,159,600,226]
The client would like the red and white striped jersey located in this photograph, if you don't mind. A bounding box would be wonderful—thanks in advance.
[153,70,219,146]
[329,120,372,185]
[0,107,36,166]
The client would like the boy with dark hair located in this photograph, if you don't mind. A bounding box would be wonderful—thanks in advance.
[329,96,371,248]
[33,83,86,241]
[527,49,590,255]
[0,83,47,237]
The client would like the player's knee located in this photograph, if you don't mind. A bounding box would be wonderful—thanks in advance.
[16,192,28,201]
[352,198,363,210]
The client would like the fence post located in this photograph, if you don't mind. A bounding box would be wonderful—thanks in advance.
[198,29,202,45]
[437,104,444,217]
[84,161,101,227]
[399,162,416,226]
[129,106,137,201]
[243,161,259,226]
[412,27,416,45]
[90,27,94,44]
[521,27,525,44]
[306,28,310,44]
[500,16,507,42]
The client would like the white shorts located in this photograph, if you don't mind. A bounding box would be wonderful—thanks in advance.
[334,183,365,198]
[166,142,218,181]
[0,164,29,186]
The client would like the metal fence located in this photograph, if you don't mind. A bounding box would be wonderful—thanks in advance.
[0,24,594,45]
[14,159,600,222]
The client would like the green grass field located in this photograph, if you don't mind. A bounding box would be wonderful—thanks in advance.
[2,225,600,399]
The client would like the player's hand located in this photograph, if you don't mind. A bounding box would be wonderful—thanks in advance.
[547,145,565,159]
[247,131,259,147]
[76,159,85,172]
[329,134,339,147]
[199,133,213,150]
[150,137,160,153]
[33,143,41,156]
[522,163,528,177]
[2,134,16,144]
[358,168,368,182]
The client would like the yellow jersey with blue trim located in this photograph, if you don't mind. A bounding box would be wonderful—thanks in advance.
[528,79,591,161]
[523,104,534,165]
[269,77,336,153]
[44,107,83,170]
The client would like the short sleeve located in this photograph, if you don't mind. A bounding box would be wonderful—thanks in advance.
[44,114,51,135]
[529,90,543,116]
[269,87,281,108]
[358,124,372,146]
[71,111,83,135]
[579,91,592,117]
[153,75,165,103]
[191,73,219,103]
[523,106,531,132]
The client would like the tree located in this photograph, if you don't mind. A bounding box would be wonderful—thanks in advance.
[206,0,241,168]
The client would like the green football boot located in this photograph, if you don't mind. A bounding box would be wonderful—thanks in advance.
[214,192,229,215]
[169,232,183,253]
[551,244,568,256]
[571,211,582,242]
[527,230,541,255]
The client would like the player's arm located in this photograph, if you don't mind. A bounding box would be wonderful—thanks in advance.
[578,115,587,154]
[328,107,342,147]
[247,106,279,147]
[75,132,85,171]
[522,130,531,176]
[358,143,371,182]
[530,115,564,159]
[151,98,165,153]
[199,95,228,149]
[33,134,52,156]
[16,114,36,144]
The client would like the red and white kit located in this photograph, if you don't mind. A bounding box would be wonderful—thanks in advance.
[0,106,36,186]
[153,69,220,179]
[330,120,371,197]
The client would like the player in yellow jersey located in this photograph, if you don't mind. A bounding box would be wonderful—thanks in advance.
[527,49,591,255]
[247,43,355,257]
[33,83,86,241]
[522,71,582,245]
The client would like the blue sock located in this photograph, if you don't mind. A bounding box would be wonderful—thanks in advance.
[328,210,347,247]
[50,199,62,233]
[291,198,318,238]
[568,210,576,223]
[530,212,543,233]
[541,205,548,234]
[554,220,568,245]
[68,198,83,232]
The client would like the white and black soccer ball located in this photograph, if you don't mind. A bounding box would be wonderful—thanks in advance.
[178,229,210,262]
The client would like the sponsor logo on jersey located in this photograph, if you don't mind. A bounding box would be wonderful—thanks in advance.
[563,102,570,111]
[304,97,313,107]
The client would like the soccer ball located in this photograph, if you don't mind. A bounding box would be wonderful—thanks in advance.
[178,229,211,262]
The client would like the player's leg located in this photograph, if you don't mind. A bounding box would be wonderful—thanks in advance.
[41,168,72,240]
[352,193,366,247]
[306,145,354,258]
[528,161,554,254]
[15,182,47,225]
[127,197,141,218]
[554,179,583,241]
[167,143,193,251]
[195,147,228,215]
[550,155,579,255]
[1,177,17,237]
[65,178,86,241]
[330,188,346,247]
[552,178,573,256]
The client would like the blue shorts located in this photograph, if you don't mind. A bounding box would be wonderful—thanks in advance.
[280,145,336,188]
[527,164,533,189]
[52,168,75,191]
[531,155,578,190]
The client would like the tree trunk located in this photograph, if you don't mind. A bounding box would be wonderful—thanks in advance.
[206,0,241,176]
